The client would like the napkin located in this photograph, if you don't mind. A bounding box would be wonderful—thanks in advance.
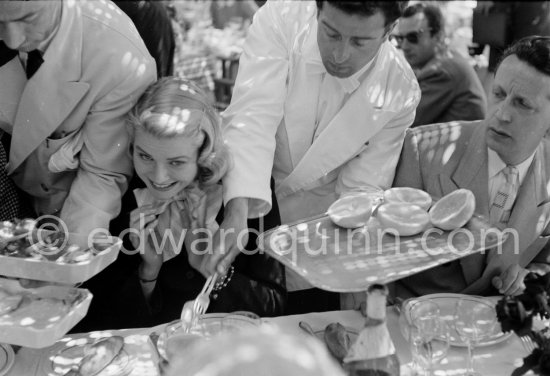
[134,183,221,262]
[47,130,84,173]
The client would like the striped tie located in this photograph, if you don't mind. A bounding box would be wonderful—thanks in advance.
[490,165,519,225]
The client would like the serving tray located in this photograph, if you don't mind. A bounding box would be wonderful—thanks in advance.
[0,231,122,284]
[258,213,506,292]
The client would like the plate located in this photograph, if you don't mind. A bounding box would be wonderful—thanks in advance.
[0,344,14,376]
[401,293,512,347]
[43,336,136,376]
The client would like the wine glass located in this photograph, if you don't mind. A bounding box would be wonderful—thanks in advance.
[410,316,450,376]
[454,298,497,376]
[399,299,441,374]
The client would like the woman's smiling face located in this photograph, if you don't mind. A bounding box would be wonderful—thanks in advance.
[133,129,200,201]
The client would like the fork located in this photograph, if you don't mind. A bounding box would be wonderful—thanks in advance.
[192,272,218,316]
[519,333,536,352]
[180,272,218,330]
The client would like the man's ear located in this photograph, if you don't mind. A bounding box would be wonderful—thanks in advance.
[383,21,398,40]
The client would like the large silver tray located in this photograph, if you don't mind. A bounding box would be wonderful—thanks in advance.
[258,213,506,292]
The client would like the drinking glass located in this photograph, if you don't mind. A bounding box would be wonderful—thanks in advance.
[454,298,497,376]
[399,299,441,374]
[410,316,450,376]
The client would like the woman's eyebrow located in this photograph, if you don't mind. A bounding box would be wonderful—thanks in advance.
[167,155,191,161]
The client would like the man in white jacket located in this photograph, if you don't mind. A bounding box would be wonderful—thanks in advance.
[207,0,420,311]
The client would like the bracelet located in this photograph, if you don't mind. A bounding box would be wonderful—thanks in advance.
[138,264,158,283]
[139,276,157,283]
[212,266,235,292]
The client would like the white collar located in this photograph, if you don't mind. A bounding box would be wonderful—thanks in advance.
[487,147,536,183]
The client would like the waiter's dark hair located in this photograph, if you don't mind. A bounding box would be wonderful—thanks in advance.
[315,1,408,26]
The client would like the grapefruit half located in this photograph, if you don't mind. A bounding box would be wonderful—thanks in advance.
[376,203,431,236]
[429,189,476,230]
[384,187,433,211]
[328,194,374,228]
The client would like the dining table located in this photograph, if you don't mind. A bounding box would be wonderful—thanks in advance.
[6,306,532,376]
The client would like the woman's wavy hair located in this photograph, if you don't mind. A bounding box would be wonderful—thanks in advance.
[126,77,230,187]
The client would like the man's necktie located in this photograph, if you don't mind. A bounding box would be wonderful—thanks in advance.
[26,50,44,79]
[490,165,520,225]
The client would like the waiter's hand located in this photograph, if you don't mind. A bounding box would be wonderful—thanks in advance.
[492,264,529,296]
[204,198,249,275]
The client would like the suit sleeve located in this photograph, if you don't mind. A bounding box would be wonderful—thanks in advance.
[60,58,157,234]
[336,88,420,194]
[221,1,297,218]
[392,128,425,190]
[413,63,486,127]
[413,70,455,127]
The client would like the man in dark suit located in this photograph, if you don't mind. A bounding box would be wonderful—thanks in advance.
[393,3,487,127]
[113,0,175,78]
[393,36,550,298]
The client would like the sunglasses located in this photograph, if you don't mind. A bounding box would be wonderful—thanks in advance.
[390,28,432,46]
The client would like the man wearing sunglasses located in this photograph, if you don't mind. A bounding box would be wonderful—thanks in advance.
[392,3,486,127]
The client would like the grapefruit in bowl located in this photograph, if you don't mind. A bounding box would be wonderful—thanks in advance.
[429,189,476,230]
[383,187,432,211]
[328,194,374,228]
[376,203,431,236]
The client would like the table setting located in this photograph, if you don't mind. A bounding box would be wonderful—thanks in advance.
[0,187,543,375]
[3,305,535,376]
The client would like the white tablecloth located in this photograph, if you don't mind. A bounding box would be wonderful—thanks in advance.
[7,309,530,376]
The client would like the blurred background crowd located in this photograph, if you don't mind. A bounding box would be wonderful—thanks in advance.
[155,1,549,112]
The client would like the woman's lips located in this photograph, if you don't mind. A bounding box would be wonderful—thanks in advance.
[150,181,177,192]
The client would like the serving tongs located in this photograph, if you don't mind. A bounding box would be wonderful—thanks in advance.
[180,272,218,332]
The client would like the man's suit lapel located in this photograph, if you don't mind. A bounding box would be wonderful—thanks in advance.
[438,123,490,285]
[449,123,491,218]
[8,2,89,173]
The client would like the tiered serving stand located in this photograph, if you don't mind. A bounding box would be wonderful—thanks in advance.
[0,228,122,349]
